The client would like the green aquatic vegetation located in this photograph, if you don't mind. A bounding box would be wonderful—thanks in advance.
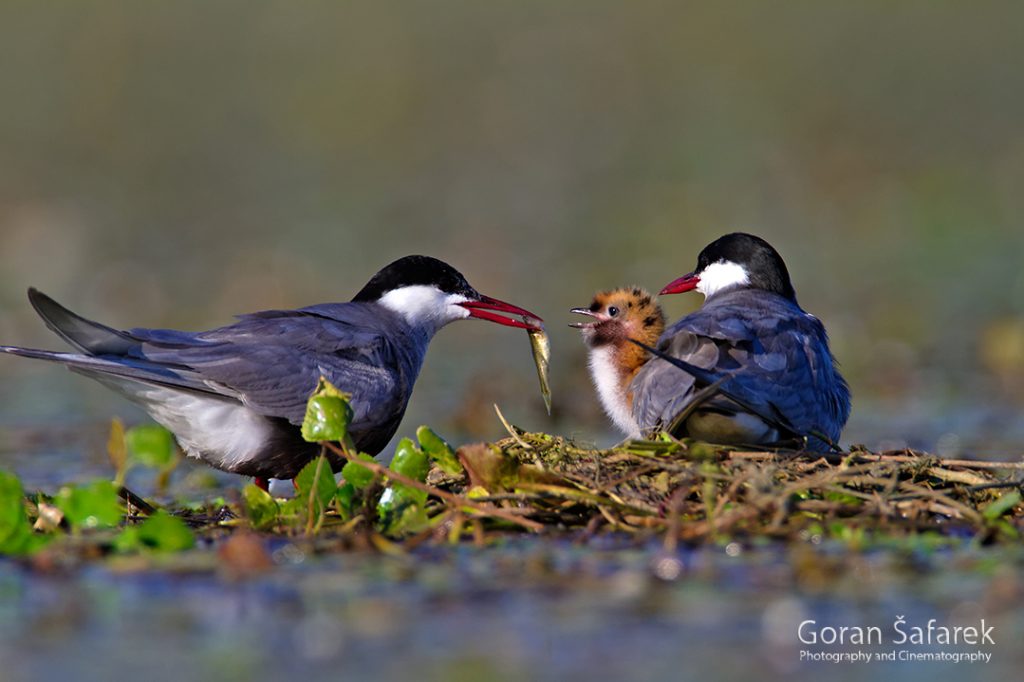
[56,480,122,531]
[291,455,337,534]
[107,419,181,494]
[0,468,197,556]
[233,382,452,536]
[982,490,1021,520]
[242,484,279,531]
[335,481,356,520]
[2,382,1023,562]
[114,510,195,553]
[392,437,430,482]
[341,454,377,490]
[301,377,354,444]
[0,471,48,554]
[416,425,462,476]
[376,438,431,535]
[126,423,179,492]
[981,490,1021,541]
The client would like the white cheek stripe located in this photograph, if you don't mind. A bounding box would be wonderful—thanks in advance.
[696,260,749,298]
[377,286,469,331]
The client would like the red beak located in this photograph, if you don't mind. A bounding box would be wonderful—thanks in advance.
[460,295,543,330]
[660,272,700,295]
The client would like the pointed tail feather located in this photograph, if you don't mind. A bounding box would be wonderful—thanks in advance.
[0,344,230,400]
[0,345,84,365]
[27,288,138,355]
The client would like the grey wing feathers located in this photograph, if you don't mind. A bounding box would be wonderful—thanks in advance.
[630,331,704,433]
[630,290,850,445]
[128,307,412,429]
[13,292,415,435]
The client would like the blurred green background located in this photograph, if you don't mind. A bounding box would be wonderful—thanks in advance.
[2,1,1024,457]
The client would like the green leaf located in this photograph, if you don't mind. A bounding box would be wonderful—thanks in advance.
[112,526,141,552]
[416,426,462,476]
[243,483,280,530]
[982,490,1022,521]
[341,454,377,489]
[377,484,429,535]
[0,471,28,545]
[55,480,123,530]
[115,510,194,552]
[137,511,194,551]
[0,471,43,555]
[390,438,429,482]
[823,490,861,506]
[125,424,177,469]
[301,377,353,443]
[294,455,338,529]
[336,482,355,520]
[376,439,431,535]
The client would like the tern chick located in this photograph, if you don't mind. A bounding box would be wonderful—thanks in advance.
[570,287,665,437]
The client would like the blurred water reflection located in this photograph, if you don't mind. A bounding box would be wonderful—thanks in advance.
[0,539,1021,682]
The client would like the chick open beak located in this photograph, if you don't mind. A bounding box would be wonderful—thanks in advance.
[568,307,604,328]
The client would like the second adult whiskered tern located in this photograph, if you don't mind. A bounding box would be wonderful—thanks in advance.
[0,255,543,480]
[577,233,850,449]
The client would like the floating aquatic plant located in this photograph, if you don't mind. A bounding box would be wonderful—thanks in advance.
[1,382,1022,563]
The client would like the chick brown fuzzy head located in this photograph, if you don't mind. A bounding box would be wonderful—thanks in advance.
[571,287,665,366]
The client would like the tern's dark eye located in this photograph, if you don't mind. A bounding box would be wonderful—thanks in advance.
[607,306,619,317]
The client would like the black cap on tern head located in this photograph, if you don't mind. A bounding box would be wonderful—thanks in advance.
[661,233,796,301]
[352,255,478,302]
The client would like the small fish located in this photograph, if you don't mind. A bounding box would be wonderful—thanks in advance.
[526,321,552,415]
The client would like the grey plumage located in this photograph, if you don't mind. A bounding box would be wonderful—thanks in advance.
[4,291,428,478]
[630,289,850,449]
[629,233,851,450]
[1,256,543,480]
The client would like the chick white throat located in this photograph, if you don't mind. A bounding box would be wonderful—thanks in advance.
[377,285,470,332]
[587,345,641,438]
[696,260,750,299]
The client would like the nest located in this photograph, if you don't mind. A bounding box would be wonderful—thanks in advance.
[417,429,1024,544]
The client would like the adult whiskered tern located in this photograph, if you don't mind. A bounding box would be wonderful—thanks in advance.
[1,255,542,480]
[578,233,850,449]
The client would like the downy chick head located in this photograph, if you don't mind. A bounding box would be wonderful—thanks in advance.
[570,287,664,353]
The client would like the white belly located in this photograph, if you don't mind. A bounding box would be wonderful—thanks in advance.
[90,374,273,469]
